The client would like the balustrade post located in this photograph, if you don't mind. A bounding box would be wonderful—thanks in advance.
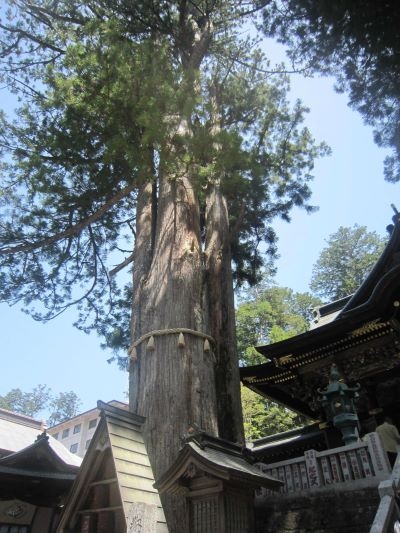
[365,432,391,476]
[304,449,322,488]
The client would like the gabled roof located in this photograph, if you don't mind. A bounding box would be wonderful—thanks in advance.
[0,433,80,473]
[240,211,400,418]
[0,432,80,506]
[309,296,352,329]
[154,432,282,496]
[0,408,81,466]
[249,423,325,462]
[57,400,166,533]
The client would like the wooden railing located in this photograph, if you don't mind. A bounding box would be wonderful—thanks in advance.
[255,432,391,500]
[370,450,400,533]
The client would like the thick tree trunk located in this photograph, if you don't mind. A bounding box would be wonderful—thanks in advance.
[130,26,245,524]
[205,183,244,444]
[130,168,219,532]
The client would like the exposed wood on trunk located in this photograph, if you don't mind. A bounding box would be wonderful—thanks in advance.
[130,166,219,532]
[205,183,245,444]
[129,15,247,528]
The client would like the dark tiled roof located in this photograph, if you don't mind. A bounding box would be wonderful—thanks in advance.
[155,432,282,496]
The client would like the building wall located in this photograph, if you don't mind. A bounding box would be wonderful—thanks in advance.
[48,401,128,458]
[0,499,58,533]
[255,488,380,533]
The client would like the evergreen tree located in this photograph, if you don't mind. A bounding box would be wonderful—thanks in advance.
[310,225,386,301]
[241,386,302,440]
[236,283,319,437]
[261,0,400,182]
[0,3,327,528]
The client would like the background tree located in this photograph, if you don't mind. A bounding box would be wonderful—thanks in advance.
[0,3,328,527]
[237,283,321,365]
[237,223,385,438]
[310,224,386,301]
[241,386,302,440]
[236,282,318,437]
[0,385,81,423]
[47,392,82,426]
[261,0,400,182]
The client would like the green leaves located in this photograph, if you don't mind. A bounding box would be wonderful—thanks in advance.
[0,384,81,423]
[262,0,400,182]
[0,1,328,352]
[236,283,322,366]
[310,224,387,301]
[241,386,303,440]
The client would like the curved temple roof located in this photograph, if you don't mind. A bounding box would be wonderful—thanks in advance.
[240,210,400,418]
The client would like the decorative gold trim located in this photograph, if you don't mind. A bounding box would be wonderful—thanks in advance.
[276,354,293,366]
[349,319,380,337]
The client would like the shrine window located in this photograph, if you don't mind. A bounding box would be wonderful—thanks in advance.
[73,424,81,434]
[62,428,69,439]
[70,443,78,454]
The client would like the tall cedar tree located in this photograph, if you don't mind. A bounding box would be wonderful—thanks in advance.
[0,2,327,528]
[261,0,400,183]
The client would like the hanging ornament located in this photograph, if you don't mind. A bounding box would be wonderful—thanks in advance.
[147,336,155,351]
[128,345,138,361]
[178,332,185,348]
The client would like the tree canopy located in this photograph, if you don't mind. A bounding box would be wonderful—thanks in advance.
[0,1,327,360]
[0,5,329,526]
[261,0,400,183]
[0,385,81,424]
[236,283,321,365]
[236,282,317,438]
[310,224,386,301]
[241,385,302,440]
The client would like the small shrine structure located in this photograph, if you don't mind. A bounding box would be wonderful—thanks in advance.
[57,401,167,532]
[0,408,81,532]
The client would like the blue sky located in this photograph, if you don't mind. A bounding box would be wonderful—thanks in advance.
[273,72,395,293]
[0,41,397,421]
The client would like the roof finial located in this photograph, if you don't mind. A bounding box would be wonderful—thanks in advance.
[36,420,49,441]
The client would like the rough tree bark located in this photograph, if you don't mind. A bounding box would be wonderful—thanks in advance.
[129,10,244,532]
[130,153,224,530]
[205,183,244,443]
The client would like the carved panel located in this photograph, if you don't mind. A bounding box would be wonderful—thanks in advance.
[127,502,157,533]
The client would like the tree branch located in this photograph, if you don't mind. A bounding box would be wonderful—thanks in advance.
[0,182,137,255]
[109,252,135,277]
[0,23,65,54]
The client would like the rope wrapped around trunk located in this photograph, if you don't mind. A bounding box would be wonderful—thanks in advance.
[128,328,215,362]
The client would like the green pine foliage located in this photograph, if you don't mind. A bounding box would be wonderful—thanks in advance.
[261,0,400,182]
[0,2,328,358]
[310,224,386,301]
